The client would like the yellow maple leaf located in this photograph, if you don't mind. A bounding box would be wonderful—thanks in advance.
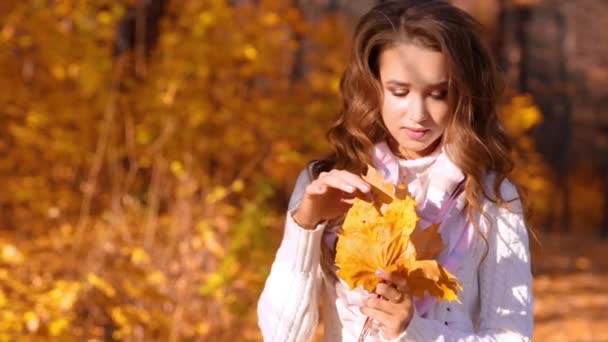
[341,197,382,235]
[383,196,418,238]
[410,223,445,260]
[336,196,412,291]
[362,163,395,206]
[335,227,403,290]
[405,259,462,303]
[335,165,462,302]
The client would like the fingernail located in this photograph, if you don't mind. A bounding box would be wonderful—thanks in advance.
[375,269,386,278]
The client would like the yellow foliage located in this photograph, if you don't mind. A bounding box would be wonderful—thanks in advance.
[146,270,166,286]
[231,179,245,193]
[170,160,185,177]
[206,186,228,204]
[500,93,554,227]
[129,247,151,266]
[46,281,80,312]
[0,290,6,308]
[0,243,24,265]
[502,94,543,135]
[49,317,70,336]
[243,44,258,60]
[23,311,39,333]
[86,273,116,298]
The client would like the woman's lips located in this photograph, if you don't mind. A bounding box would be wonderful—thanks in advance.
[402,127,430,140]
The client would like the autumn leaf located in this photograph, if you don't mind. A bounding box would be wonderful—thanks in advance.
[341,197,382,235]
[335,165,462,303]
[404,259,462,303]
[362,163,396,207]
[335,199,410,290]
[410,223,445,260]
[383,196,418,238]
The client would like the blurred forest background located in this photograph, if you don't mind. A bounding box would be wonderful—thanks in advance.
[0,0,606,340]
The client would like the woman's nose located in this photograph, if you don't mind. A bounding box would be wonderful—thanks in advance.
[407,95,428,122]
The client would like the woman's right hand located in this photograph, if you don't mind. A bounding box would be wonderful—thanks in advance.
[292,169,371,229]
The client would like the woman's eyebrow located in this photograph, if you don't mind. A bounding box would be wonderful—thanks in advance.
[385,80,448,87]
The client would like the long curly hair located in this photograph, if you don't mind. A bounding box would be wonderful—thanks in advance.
[307,0,523,273]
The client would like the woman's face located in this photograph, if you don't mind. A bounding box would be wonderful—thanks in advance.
[378,43,452,159]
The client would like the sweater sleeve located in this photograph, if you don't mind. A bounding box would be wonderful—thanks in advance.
[381,182,534,342]
[257,167,328,342]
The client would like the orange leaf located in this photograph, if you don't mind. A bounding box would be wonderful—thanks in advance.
[341,197,382,235]
[362,163,395,206]
[383,196,418,238]
[335,164,463,302]
[410,223,445,260]
[336,198,411,292]
[407,262,462,302]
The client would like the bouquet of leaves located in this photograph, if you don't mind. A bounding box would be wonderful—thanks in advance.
[335,164,462,302]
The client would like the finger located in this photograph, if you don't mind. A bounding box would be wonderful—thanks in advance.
[364,295,396,314]
[306,182,328,195]
[375,282,403,303]
[325,170,370,194]
[319,174,359,194]
[339,188,371,203]
[360,305,394,327]
[339,197,356,205]
[365,295,414,330]
[376,270,410,293]
[333,170,371,193]
[306,183,351,198]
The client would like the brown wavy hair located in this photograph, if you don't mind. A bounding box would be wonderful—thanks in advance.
[306,0,525,273]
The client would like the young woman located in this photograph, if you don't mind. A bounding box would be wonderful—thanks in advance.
[257,1,534,341]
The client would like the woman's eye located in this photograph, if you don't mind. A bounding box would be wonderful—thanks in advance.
[430,91,447,100]
[392,91,408,97]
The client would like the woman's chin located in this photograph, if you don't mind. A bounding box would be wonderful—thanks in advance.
[396,138,442,158]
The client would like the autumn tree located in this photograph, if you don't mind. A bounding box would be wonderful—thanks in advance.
[0,0,347,339]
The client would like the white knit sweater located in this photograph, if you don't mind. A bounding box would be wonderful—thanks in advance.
[257,164,534,341]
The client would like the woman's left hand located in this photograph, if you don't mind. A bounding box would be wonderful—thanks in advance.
[360,270,415,340]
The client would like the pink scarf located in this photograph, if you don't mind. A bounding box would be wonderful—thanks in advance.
[323,140,473,324]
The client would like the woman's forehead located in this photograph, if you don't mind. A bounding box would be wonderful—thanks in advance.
[378,43,449,87]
